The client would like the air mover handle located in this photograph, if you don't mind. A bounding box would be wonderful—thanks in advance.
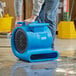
[17,21,49,32]
[29,23,49,32]
[17,21,49,26]
[29,23,49,27]
[17,22,25,25]
[17,21,38,26]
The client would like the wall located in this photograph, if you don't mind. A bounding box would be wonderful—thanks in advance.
[24,0,33,19]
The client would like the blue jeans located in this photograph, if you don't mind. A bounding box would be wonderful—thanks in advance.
[36,0,59,48]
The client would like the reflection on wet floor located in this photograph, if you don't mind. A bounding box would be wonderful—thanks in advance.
[0,57,76,76]
[56,58,76,76]
[11,61,58,76]
[0,38,76,76]
[10,58,76,76]
[55,38,76,58]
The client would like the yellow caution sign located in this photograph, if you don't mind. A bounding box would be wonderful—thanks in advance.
[58,21,76,39]
[0,14,13,33]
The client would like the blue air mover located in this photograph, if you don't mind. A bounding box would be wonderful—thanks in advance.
[11,21,59,62]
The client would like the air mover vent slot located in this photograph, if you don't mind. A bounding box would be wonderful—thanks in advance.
[14,29,27,53]
[31,53,57,60]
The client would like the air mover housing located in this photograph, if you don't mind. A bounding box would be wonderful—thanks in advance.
[11,21,59,62]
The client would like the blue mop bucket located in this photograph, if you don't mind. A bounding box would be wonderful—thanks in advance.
[11,21,59,62]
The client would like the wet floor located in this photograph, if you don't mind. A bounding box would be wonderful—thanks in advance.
[0,38,76,76]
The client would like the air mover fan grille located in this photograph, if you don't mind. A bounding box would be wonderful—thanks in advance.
[14,29,27,53]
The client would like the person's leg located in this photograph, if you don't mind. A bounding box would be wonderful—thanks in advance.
[45,0,59,49]
[35,3,45,23]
